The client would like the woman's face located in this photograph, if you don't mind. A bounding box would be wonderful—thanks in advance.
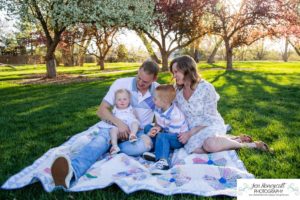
[171,63,184,86]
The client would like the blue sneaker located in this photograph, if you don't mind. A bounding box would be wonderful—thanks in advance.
[150,159,169,175]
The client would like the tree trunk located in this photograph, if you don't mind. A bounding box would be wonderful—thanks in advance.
[256,39,265,60]
[191,39,201,63]
[288,39,300,56]
[77,37,91,66]
[137,31,161,64]
[98,58,105,70]
[194,49,201,63]
[207,39,222,64]
[78,53,85,66]
[161,51,169,71]
[64,57,73,66]
[44,31,63,78]
[282,37,289,62]
[62,48,73,66]
[45,40,59,78]
[45,50,57,78]
[225,40,233,70]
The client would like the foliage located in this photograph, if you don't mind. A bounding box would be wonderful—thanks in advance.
[1,0,155,77]
[139,0,213,70]
[90,25,119,69]
[209,0,283,69]
[116,44,129,62]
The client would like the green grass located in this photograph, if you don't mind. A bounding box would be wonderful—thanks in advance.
[1,61,300,199]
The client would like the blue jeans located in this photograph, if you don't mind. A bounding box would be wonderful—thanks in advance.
[155,132,183,164]
[71,128,150,181]
[144,124,183,164]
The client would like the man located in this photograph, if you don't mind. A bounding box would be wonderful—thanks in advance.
[50,60,159,189]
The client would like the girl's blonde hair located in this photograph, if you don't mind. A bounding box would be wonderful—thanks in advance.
[114,89,131,103]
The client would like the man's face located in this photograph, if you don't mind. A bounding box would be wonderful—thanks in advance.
[136,69,156,92]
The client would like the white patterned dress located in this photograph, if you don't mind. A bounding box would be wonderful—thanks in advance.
[175,79,227,153]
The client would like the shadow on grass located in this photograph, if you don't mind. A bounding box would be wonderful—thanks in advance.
[199,63,226,70]
[0,72,138,179]
[212,70,300,178]
[215,70,299,130]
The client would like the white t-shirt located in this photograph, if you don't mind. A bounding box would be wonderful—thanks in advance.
[102,77,159,129]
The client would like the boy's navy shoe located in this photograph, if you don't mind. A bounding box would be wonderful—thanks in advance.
[142,152,156,162]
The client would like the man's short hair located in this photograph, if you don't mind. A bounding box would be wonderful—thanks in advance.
[140,60,159,77]
[155,84,176,104]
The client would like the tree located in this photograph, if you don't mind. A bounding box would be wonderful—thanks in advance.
[86,25,119,70]
[57,29,79,66]
[2,0,155,77]
[139,0,212,71]
[281,36,292,62]
[1,35,19,55]
[209,0,280,70]
[189,39,202,63]
[264,0,300,59]
[285,1,300,56]
[0,13,6,48]
[75,25,92,66]
[178,38,202,62]
[16,22,46,56]
[136,30,161,63]
[252,38,267,60]
[289,37,300,56]
[207,37,223,63]
[116,44,129,62]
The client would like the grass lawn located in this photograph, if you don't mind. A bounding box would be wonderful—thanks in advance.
[1,61,300,199]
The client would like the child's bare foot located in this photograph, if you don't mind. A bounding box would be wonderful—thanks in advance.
[129,134,137,143]
[110,145,120,155]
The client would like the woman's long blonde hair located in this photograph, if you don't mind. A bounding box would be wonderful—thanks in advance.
[169,55,201,90]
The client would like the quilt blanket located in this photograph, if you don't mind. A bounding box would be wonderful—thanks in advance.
[2,123,254,196]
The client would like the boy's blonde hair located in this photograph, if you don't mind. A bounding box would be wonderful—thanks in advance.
[155,84,176,104]
[114,89,131,102]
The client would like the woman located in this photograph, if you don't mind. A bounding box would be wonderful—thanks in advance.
[171,55,271,154]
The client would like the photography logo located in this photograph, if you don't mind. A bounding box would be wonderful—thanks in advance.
[237,179,299,200]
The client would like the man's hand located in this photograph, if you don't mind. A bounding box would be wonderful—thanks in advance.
[148,126,161,137]
[116,121,130,140]
[178,131,191,144]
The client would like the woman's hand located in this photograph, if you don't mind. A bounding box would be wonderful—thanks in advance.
[178,131,191,144]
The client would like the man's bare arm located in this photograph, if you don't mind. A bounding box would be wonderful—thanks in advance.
[97,101,130,139]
